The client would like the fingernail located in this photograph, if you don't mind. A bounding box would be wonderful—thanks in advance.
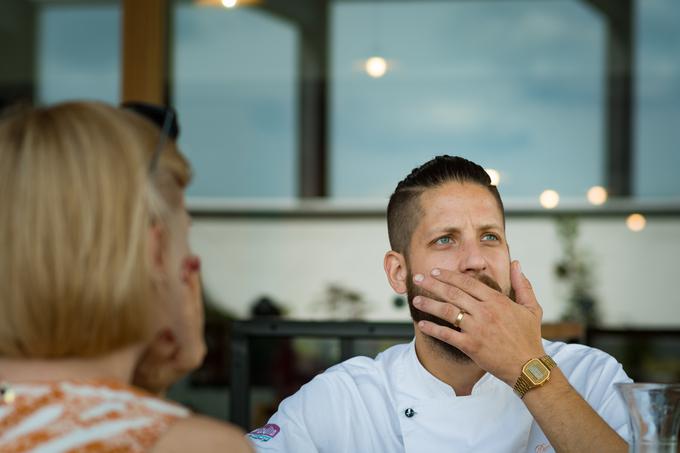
[515,261,522,273]
[431,268,440,276]
[413,296,422,306]
[413,274,424,283]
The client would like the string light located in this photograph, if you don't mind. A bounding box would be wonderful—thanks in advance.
[626,213,646,232]
[587,186,608,206]
[365,57,388,78]
[485,168,500,186]
[539,190,560,209]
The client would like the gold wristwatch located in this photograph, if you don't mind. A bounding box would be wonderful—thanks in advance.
[513,355,557,398]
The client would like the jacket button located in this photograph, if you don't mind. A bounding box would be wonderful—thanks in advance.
[404,408,416,418]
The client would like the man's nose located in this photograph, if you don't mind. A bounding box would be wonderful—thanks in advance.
[457,240,487,274]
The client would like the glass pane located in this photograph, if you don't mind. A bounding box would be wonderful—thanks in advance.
[172,3,298,198]
[330,0,605,199]
[38,3,120,104]
[634,0,680,198]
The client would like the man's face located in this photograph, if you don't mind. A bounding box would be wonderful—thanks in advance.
[404,182,513,361]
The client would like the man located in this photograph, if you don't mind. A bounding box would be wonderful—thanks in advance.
[249,156,631,452]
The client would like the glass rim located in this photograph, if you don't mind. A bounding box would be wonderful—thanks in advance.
[615,382,680,390]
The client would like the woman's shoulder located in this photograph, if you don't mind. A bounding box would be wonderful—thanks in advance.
[152,415,253,453]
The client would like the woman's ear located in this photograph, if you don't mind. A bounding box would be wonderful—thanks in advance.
[384,250,408,294]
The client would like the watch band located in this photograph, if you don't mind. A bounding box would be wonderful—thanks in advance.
[540,355,557,368]
[513,355,557,398]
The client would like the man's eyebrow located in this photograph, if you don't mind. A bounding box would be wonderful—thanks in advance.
[479,223,503,232]
[426,224,503,237]
[426,226,461,237]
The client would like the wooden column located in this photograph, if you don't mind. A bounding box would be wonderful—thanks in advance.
[121,0,167,104]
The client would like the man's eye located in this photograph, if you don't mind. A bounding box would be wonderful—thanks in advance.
[435,237,452,245]
[482,233,499,241]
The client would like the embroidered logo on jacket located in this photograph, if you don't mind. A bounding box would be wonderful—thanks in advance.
[248,424,281,442]
[535,443,552,453]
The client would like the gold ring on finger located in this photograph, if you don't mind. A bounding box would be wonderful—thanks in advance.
[453,310,466,329]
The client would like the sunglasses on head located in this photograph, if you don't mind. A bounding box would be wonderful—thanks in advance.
[121,102,180,174]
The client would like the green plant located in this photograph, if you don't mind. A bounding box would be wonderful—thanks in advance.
[315,283,369,319]
[554,215,600,325]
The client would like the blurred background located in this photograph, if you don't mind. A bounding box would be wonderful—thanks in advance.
[2,0,679,430]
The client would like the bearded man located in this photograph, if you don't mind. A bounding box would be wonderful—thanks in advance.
[249,156,631,453]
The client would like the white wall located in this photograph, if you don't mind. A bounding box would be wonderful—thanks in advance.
[190,216,680,327]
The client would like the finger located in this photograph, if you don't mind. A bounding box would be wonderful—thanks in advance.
[413,273,481,314]
[413,295,477,327]
[417,320,468,348]
[510,260,539,310]
[428,268,497,301]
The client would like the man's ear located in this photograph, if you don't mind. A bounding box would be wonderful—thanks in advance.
[384,250,408,294]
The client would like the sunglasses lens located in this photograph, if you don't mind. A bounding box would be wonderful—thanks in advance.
[121,102,179,140]
[121,102,179,174]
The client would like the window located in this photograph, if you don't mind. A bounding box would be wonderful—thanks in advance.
[172,3,298,198]
[634,0,680,198]
[38,3,120,104]
[330,0,606,199]
[0,1,120,108]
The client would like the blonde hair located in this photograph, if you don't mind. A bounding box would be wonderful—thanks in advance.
[0,101,191,358]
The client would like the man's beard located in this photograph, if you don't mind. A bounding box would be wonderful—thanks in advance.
[406,270,516,363]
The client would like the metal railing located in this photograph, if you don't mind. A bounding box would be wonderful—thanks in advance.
[229,320,415,429]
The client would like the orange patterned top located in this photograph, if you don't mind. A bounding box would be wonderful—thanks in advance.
[0,379,190,452]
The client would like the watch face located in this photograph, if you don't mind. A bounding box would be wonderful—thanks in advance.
[524,359,549,385]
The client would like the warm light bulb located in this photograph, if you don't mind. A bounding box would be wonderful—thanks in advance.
[365,57,387,78]
[626,213,646,232]
[587,186,608,205]
[539,190,560,209]
[485,168,500,186]
[221,0,238,8]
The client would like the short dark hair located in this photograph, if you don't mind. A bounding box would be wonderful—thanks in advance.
[387,155,505,255]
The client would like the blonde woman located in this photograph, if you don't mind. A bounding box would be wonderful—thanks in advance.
[0,101,252,452]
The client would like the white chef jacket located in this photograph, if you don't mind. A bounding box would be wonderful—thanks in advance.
[249,339,631,453]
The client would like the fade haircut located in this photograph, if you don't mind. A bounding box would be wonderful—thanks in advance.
[387,155,505,256]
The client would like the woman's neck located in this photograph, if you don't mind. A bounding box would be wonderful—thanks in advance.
[0,344,144,384]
